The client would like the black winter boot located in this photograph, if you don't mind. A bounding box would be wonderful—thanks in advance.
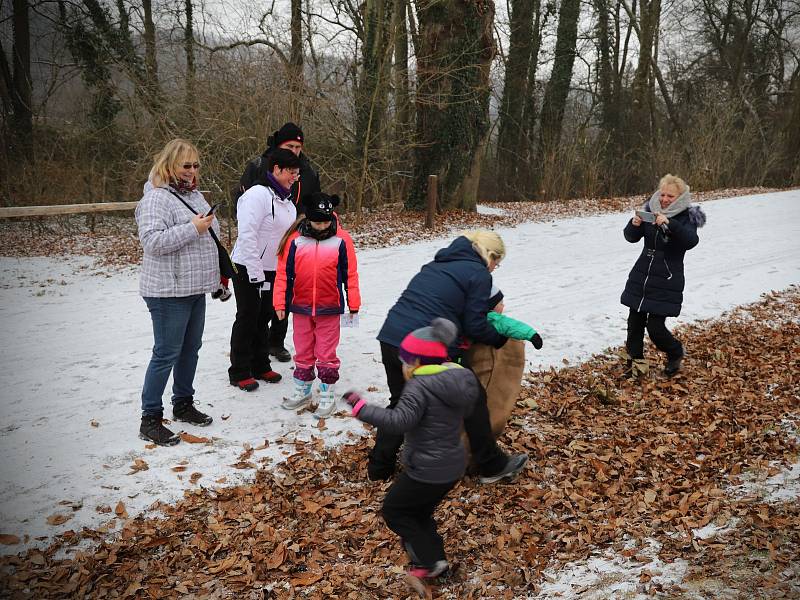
[269,346,292,363]
[173,399,213,426]
[140,413,180,446]
[664,349,684,376]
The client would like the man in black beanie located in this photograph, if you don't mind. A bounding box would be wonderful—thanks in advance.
[235,122,322,362]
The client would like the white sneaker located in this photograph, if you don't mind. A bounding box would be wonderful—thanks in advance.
[282,379,312,410]
[313,383,336,418]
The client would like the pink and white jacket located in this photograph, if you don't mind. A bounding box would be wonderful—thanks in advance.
[274,223,361,316]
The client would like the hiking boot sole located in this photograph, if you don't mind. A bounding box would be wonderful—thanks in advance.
[138,432,180,446]
[478,454,529,484]
[282,396,312,410]
[172,415,213,427]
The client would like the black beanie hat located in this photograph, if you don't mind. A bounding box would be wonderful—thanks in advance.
[303,192,340,222]
[272,122,304,148]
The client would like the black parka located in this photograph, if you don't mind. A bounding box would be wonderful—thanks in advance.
[620,204,706,317]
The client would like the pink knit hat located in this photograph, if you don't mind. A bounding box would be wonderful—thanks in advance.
[399,318,458,365]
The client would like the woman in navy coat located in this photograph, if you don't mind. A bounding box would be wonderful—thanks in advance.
[621,174,706,375]
[369,230,528,484]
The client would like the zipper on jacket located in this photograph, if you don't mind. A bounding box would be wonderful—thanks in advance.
[311,241,319,316]
[638,229,657,312]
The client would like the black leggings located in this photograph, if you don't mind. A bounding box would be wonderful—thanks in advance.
[626,308,683,360]
[382,472,456,568]
[368,342,507,479]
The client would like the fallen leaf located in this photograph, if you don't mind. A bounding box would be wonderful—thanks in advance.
[46,514,72,526]
[115,501,128,519]
[180,432,211,444]
[0,534,20,545]
[171,466,188,472]
[221,414,231,420]
[290,571,323,586]
[127,458,149,474]
[90,419,100,427]
[189,472,202,484]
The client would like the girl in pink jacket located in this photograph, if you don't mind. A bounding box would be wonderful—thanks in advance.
[274,192,361,418]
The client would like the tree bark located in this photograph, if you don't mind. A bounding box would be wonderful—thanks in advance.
[535,0,581,197]
[184,0,195,110]
[407,0,495,211]
[289,0,303,120]
[497,0,535,200]
[143,0,158,97]
[9,0,33,159]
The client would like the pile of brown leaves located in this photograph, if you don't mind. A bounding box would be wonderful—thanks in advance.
[0,187,785,269]
[1,288,797,598]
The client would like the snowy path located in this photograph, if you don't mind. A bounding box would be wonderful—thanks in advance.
[0,190,798,552]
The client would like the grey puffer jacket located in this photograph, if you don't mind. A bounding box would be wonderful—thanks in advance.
[356,363,479,484]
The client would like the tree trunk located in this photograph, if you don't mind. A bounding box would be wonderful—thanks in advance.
[289,0,303,120]
[535,0,581,198]
[594,0,619,143]
[520,0,545,197]
[10,0,33,159]
[184,0,195,110]
[143,0,159,98]
[393,0,410,137]
[355,0,394,151]
[392,0,411,203]
[407,0,495,211]
[497,0,535,200]
[626,0,660,189]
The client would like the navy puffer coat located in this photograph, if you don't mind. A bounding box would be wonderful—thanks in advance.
[377,236,507,352]
[620,204,706,316]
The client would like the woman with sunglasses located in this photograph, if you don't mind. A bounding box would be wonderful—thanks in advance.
[135,138,218,446]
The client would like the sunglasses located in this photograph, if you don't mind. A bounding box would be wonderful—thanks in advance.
[182,162,201,170]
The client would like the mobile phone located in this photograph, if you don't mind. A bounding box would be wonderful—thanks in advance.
[206,203,220,216]
[635,210,656,223]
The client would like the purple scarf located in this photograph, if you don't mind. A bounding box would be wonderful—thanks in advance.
[265,173,291,199]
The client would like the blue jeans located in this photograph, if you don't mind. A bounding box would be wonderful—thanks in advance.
[141,295,206,416]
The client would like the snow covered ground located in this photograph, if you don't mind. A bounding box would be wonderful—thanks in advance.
[0,190,798,569]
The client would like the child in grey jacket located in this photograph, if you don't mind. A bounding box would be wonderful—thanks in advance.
[343,318,480,590]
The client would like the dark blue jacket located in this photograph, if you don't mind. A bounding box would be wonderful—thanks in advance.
[620,205,706,317]
[377,236,508,352]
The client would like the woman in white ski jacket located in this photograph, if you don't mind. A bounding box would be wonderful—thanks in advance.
[228,148,302,391]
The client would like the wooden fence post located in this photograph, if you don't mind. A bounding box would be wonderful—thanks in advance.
[425,175,437,229]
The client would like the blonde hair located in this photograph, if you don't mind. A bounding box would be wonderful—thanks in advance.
[461,229,506,265]
[659,173,687,195]
[149,139,200,187]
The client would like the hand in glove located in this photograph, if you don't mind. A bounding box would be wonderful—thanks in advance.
[212,278,232,302]
[530,333,543,350]
[342,390,366,416]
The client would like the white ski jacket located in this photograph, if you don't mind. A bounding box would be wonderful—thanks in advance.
[231,184,297,283]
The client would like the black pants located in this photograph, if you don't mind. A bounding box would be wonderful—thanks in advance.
[368,342,507,479]
[267,309,288,351]
[626,308,683,360]
[382,472,456,568]
[228,265,278,381]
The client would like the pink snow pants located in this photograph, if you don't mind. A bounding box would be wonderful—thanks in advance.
[292,313,341,383]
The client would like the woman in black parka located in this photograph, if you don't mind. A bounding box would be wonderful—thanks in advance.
[621,174,706,376]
